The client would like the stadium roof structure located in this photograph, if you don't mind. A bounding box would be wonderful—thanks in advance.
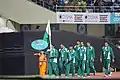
[0,17,15,33]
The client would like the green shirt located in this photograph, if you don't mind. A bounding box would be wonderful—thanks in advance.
[46,48,58,63]
[100,46,115,60]
[59,47,69,61]
[68,49,76,63]
[74,45,81,59]
[80,46,86,60]
[86,46,95,60]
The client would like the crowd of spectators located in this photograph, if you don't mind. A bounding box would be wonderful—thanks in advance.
[29,0,120,12]
[29,0,88,11]
[30,0,88,6]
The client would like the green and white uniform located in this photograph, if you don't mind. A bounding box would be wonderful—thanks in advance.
[74,45,81,67]
[74,45,81,75]
[100,46,115,75]
[46,48,59,76]
[86,46,96,76]
[59,46,69,76]
[77,45,86,77]
[65,49,76,76]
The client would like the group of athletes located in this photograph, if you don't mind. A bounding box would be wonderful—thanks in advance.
[35,41,115,78]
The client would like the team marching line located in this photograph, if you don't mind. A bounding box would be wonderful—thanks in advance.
[34,41,115,78]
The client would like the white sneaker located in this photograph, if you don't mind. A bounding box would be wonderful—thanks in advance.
[87,76,90,77]
[108,72,112,76]
[104,75,108,77]
[81,76,86,78]
[65,76,68,78]
[77,75,81,77]
[56,76,59,78]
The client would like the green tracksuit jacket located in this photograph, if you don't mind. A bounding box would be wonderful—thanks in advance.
[59,46,69,76]
[46,48,59,76]
[100,46,115,75]
[86,46,96,76]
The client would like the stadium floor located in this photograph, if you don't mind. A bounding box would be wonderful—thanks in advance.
[0,72,120,79]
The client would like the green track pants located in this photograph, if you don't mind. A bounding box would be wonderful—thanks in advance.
[77,60,86,77]
[103,59,111,75]
[86,60,96,76]
[48,62,59,76]
[65,62,75,76]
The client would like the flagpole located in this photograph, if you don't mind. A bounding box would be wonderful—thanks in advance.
[47,20,52,74]
[48,20,52,49]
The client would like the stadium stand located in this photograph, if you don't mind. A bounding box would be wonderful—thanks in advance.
[28,0,120,12]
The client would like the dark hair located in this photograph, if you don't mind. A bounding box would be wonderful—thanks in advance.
[77,40,80,42]
[36,26,40,29]
[60,44,63,45]
[69,45,73,47]
[104,41,108,43]
[87,41,90,43]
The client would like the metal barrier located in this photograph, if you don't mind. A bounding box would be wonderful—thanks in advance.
[56,6,120,13]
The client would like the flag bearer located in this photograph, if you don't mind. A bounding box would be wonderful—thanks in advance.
[34,51,47,76]
[59,44,69,76]
[78,42,86,78]
[65,45,76,77]
[46,45,59,77]
[74,40,81,75]
[100,42,115,77]
[86,42,96,77]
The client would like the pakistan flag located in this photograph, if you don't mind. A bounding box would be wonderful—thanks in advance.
[43,20,52,45]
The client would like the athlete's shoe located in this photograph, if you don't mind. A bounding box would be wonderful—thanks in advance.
[56,76,59,78]
[104,75,108,77]
[108,72,112,76]
[87,76,90,77]
[65,76,68,78]
[93,71,96,76]
[81,76,86,78]
[77,75,81,77]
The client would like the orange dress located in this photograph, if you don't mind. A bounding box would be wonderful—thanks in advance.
[39,53,47,76]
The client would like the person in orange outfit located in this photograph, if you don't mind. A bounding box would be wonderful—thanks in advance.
[34,51,47,76]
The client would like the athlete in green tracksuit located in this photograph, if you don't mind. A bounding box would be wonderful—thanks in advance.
[74,40,81,74]
[77,42,86,78]
[59,44,69,76]
[100,42,115,77]
[65,45,76,77]
[46,45,59,76]
[86,42,96,77]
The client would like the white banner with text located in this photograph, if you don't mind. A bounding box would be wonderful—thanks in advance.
[56,12,111,24]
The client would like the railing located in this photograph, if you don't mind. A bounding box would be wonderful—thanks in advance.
[56,6,120,13]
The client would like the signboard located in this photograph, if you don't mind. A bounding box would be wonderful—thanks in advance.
[31,39,48,51]
[110,13,120,24]
[56,12,111,24]
[77,24,87,34]
[57,12,74,23]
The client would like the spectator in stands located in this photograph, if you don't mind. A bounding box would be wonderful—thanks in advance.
[64,0,69,5]
[118,0,120,5]
[88,0,94,6]
[31,0,37,3]
[59,0,65,6]
[53,0,59,6]
[36,26,40,30]
[103,0,113,6]
[112,0,120,12]
[52,0,58,11]
[116,27,120,37]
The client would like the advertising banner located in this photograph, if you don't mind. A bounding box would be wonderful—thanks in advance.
[56,12,111,24]
[110,13,120,24]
